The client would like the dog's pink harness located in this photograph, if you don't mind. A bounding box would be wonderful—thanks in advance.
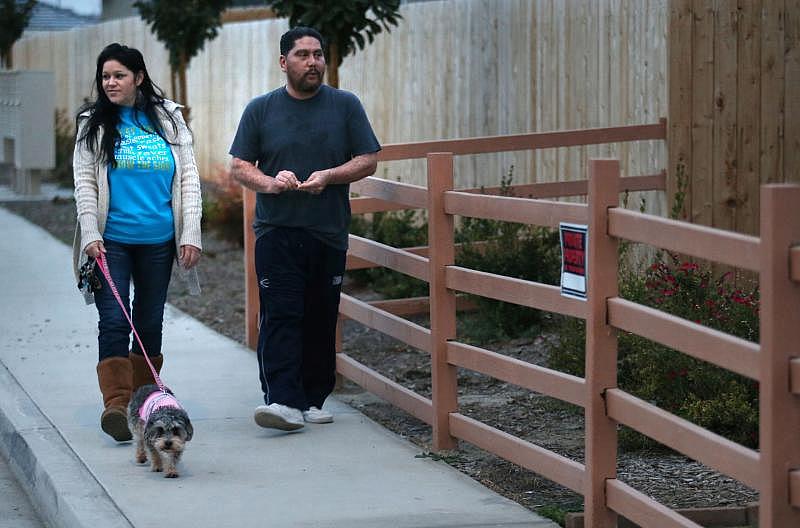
[139,390,183,422]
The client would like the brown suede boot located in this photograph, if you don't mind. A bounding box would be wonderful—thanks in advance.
[129,352,163,392]
[96,357,133,441]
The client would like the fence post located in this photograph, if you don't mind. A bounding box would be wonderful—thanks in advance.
[759,184,800,526]
[243,188,258,350]
[585,159,620,527]
[427,152,458,451]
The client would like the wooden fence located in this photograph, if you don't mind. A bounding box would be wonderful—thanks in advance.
[668,0,800,235]
[240,119,800,526]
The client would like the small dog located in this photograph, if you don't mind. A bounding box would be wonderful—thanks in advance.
[128,384,193,478]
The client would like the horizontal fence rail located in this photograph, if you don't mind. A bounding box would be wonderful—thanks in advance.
[606,480,704,528]
[358,295,475,318]
[336,354,433,425]
[346,244,429,271]
[462,171,667,199]
[449,412,585,494]
[339,294,431,354]
[349,196,410,215]
[608,208,762,271]
[349,172,667,214]
[447,341,586,407]
[445,266,587,319]
[444,191,588,228]
[607,298,760,380]
[350,177,427,209]
[377,121,667,161]
[605,389,761,489]
[347,235,430,282]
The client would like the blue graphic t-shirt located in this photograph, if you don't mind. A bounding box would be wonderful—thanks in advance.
[104,106,176,244]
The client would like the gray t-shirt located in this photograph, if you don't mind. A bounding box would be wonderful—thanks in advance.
[229,85,381,250]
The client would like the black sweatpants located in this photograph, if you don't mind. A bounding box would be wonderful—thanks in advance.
[254,227,346,410]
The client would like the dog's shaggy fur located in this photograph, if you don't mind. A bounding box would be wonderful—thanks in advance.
[128,384,193,478]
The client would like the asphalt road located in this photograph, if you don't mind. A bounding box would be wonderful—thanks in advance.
[0,454,44,528]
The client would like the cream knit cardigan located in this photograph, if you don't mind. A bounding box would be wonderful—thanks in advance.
[72,100,202,294]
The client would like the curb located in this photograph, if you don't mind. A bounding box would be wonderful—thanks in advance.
[0,361,132,528]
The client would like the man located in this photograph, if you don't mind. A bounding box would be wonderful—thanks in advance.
[229,26,380,431]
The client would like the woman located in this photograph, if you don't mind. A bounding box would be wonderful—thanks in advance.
[72,43,202,442]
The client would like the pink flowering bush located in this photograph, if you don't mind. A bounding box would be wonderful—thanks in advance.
[640,258,758,341]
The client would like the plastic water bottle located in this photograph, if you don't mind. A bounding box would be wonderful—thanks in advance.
[177,265,201,296]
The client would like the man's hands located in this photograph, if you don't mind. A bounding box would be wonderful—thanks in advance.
[272,168,331,195]
[298,168,332,195]
[273,170,300,192]
[230,158,343,196]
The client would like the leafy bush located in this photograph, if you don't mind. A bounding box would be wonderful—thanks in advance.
[201,164,244,247]
[455,167,561,340]
[348,209,429,298]
[456,222,560,340]
[548,254,760,449]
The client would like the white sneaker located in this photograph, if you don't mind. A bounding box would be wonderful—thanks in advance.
[254,403,304,431]
[303,406,334,424]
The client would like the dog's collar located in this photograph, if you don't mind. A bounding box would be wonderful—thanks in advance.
[140,391,183,422]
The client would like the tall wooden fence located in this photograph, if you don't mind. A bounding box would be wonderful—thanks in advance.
[668,0,800,235]
[239,119,800,526]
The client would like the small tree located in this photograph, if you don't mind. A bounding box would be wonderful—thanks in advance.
[133,0,231,120]
[265,0,402,88]
[0,0,37,70]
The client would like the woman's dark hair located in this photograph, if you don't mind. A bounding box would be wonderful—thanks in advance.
[76,43,178,167]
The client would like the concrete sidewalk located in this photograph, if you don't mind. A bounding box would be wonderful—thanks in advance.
[0,206,557,528]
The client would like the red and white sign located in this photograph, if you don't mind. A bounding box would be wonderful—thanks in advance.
[560,223,588,300]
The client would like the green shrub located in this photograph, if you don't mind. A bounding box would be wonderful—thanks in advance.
[456,223,560,341]
[548,254,760,449]
[455,167,561,340]
[536,505,569,526]
[348,209,429,298]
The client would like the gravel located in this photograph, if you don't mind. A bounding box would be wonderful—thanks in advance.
[2,195,759,523]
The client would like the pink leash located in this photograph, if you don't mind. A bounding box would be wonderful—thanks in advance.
[95,253,167,393]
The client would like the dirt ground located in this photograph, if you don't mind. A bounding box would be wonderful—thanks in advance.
[2,197,759,524]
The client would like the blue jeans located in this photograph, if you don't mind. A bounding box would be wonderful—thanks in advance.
[94,239,175,362]
[255,228,346,410]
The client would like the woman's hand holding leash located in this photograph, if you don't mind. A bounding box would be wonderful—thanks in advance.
[85,240,106,259]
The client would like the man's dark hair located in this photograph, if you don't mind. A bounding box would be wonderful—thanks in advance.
[280,26,325,56]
